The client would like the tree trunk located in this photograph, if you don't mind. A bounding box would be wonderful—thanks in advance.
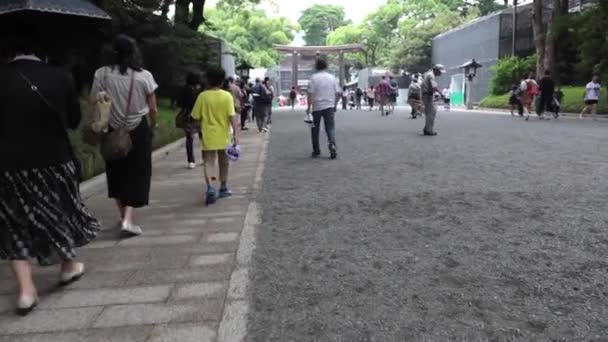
[532,0,545,77]
[189,0,206,30]
[160,0,173,18]
[175,0,190,25]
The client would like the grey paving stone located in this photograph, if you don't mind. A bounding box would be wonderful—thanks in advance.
[117,235,196,247]
[92,301,223,328]
[205,232,239,243]
[126,266,232,286]
[147,243,238,258]
[175,219,209,226]
[0,326,151,342]
[211,217,237,224]
[91,255,190,272]
[148,323,216,342]
[81,240,118,249]
[190,254,233,267]
[172,282,226,300]
[0,307,103,334]
[41,285,172,309]
[0,295,12,313]
[190,211,243,218]
[62,270,133,290]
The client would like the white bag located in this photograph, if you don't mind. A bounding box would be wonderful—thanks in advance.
[304,113,314,127]
[91,90,112,133]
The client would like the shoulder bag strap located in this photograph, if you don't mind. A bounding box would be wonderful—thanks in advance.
[123,69,136,128]
[16,71,81,179]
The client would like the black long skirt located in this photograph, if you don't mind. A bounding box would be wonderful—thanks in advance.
[105,119,152,208]
[0,162,100,266]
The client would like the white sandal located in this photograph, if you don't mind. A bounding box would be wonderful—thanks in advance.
[60,262,85,286]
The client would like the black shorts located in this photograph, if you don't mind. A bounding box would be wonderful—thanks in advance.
[444,99,450,104]
[585,100,598,105]
[389,94,397,102]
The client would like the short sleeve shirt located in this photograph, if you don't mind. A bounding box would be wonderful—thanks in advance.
[308,71,341,112]
[421,71,436,97]
[191,89,235,151]
[585,81,601,101]
[90,66,158,130]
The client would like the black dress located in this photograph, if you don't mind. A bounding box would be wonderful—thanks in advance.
[105,119,152,208]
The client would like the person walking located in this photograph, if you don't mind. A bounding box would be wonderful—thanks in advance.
[191,67,239,205]
[177,72,202,169]
[376,76,392,116]
[408,74,422,119]
[289,86,298,111]
[367,86,375,111]
[240,80,251,130]
[388,75,399,114]
[264,77,275,126]
[522,73,539,121]
[421,64,445,136]
[580,75,601,119]
[253,78,272,132]
[1,31,100,315]
[227,76,244,128]
[341,86,348,110]
[90,35,158,236]
[355,87,363,110]
[307,59,341,159]
[441,87,451,111]
[537,70,555,119]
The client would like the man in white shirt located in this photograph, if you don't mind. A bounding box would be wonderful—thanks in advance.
[581,74,601,118]
[306,59,342,159]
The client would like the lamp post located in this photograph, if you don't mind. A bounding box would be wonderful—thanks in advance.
[236,61,253,82]
[458,59,482,110]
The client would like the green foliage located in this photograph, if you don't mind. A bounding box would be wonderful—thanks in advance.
[489,55,536,95]
[73,99,183,180]
[298,5,350,46]
[569,1,608,81]
[203,6,297,67]
[480,86,608,114]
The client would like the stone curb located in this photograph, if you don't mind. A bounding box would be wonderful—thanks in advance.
[455,107,608,121]
[79,138,186,199]
[218,133,268,342]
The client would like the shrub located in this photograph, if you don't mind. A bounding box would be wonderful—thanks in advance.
[489,55,536,95]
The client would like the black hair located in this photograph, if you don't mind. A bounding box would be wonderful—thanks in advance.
[315,58,328,71]
[544,70,551,76]
[5,25,41,57]
[186,72,201,86]
[206,67,226,87]
[227,76,235,83]
[113,34,142,75]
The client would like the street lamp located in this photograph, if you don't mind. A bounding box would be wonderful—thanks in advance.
[236,61,253,80]
[459,59,483,110]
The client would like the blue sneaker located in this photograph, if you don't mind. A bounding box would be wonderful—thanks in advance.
[219,188,233,199]
[205,187,216,206]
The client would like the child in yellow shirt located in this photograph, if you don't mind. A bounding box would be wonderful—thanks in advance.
[191,68,239,205]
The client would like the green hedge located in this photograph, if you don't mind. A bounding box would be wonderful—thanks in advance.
[71,98,182,181]
[480,86,608,114]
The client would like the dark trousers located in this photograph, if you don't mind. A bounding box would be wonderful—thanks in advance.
[241,106,249,129]
[185,131,201,164]
[311,108,336,153]
[537,93,554,115]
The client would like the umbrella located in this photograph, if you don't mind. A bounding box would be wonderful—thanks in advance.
[0,0,111,19]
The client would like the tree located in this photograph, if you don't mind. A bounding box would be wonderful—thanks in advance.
[298,5,350,46]
[203,6,298,67]
[532,0,569,77]
[172,0,260,30]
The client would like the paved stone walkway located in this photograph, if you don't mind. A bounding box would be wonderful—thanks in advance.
[0,130,267,342]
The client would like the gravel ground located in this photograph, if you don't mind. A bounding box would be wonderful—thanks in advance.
[249,108,608,342]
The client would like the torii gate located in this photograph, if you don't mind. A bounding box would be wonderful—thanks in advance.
[274,44,364,90]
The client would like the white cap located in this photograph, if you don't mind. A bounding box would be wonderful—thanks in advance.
[433,64,446,74]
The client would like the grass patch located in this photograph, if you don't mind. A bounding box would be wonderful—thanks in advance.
[480,86,608,114]
[71,98,182,181]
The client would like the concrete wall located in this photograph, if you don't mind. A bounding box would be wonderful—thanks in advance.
[432,12,501,104]
[221,41,236,78]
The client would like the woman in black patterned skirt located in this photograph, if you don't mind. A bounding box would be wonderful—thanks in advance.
[0,33,100,315]
[90,35,158,236]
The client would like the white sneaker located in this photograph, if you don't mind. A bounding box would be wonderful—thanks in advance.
[188,162,196,169]
[121,221,143,236]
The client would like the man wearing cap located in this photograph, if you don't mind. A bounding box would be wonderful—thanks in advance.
[421,64,445,136]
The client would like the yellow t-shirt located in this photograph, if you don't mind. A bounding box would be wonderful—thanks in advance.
[191,89,235,151]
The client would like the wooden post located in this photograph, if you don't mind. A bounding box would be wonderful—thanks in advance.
[292,51,299,91]
[338,50,345,87]
[466,76,474,110]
